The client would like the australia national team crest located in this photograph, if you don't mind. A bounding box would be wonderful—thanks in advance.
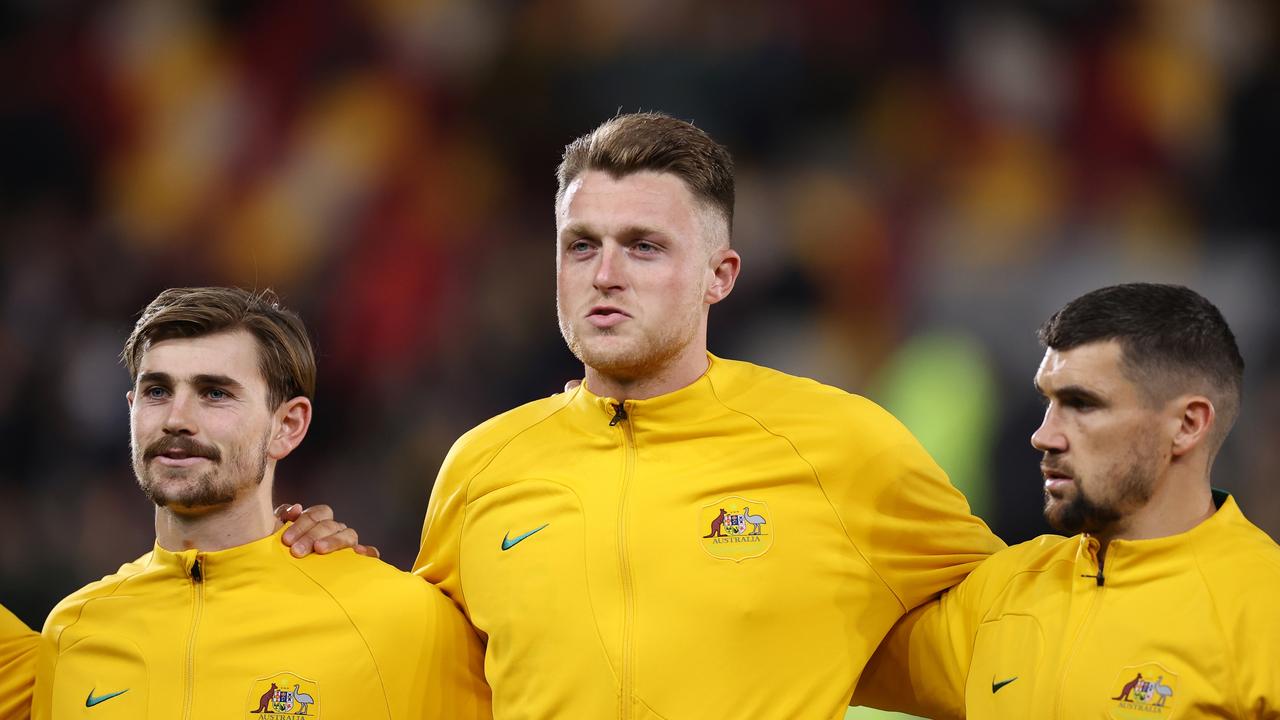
[1108,663,1178,719]
[245,672,321,718]
[699,496,774,562]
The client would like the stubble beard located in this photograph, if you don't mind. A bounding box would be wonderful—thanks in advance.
[557,300,702,384]
[1042,442,1158,536]
[133,434,270,512]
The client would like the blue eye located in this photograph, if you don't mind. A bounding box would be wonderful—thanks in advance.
[145,386,168,399]
[207,388,227,400]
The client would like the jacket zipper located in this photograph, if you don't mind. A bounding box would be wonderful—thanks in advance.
[183,557,204,720]
[614,402,636,720]
[1056,543,1104,719]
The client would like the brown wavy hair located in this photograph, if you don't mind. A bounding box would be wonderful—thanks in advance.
[122,287,316,409]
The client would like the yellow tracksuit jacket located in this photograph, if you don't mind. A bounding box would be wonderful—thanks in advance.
[34,525,491,720]
[1,603,38,719]
[855,491,1280,719]
[414,354,1003,719]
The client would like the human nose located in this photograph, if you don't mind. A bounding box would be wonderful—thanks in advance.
[1030,405,1066,453]
[593,241,625,292]
[163,389,198,436]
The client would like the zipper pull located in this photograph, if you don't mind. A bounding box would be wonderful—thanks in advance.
[609,403,628,427]
[191,558,203,583]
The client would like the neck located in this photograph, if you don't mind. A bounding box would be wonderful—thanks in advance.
[585,347,710,401]
[154,473,281,552]
[1095,464,1215,566]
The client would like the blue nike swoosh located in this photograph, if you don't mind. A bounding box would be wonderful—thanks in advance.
[501,523,549,551]
[86,688,129,707]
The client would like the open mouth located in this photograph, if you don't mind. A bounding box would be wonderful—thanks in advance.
[587,306,630,327]
[1042,466,1073,493]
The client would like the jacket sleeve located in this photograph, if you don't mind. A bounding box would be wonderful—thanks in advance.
[418,585,492,720]
[1228,563,1280,719]
[839,432,1005,612]
[413,436,475,616]
[852,590,971,718]
[0,604,37,720]
[852,544,1015,718]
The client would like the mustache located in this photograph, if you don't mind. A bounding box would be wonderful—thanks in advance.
[1041,455,1074,478]
[143,435,221,463]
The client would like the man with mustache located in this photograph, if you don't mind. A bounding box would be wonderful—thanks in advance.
[410,112,1003,719]
[855,283,1280,718]
[31,287,490,719]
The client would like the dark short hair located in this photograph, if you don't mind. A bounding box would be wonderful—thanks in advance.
[1038,283,1244,445]
[556,111,735,235]
[122,287,316,409]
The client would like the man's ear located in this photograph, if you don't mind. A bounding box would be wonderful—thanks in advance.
[1170,395,1214,459]
[126,390,135,409]
[269,397,312,461]
[705,248,741,305]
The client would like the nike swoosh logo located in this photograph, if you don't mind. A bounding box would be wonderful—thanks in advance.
[992,676,1018,693]
[501,523,549,551]
[86,688,129,707]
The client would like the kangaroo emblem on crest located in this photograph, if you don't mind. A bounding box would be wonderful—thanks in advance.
[250,683,277,714]
[704,508,727,538]
[1113,673,1142,701]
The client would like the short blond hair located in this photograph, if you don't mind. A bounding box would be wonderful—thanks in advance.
[557,112,735,236]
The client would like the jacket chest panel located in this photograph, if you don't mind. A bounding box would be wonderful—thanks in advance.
[459,479,619,715]
[51,635,150,719]
[52,587,387,719]
[1048,597,1226,720]
[968,573,1228,719]
[460,448,895,718]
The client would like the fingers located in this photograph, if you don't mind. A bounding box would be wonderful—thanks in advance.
[279,504,369,558]
[290,520,347,557]
[281,504,336,554]
[310,525,358,555]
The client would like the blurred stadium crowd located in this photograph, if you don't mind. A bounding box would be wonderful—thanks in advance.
[1,0,1277,643]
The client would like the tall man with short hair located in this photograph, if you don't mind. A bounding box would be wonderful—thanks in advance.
[854,283,1280,718]
[413,112,1003,719]
[33,287,490,719]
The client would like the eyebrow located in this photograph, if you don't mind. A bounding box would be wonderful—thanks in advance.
[137,372,246,391]
[1036,381,1107,405]
[560,222,668,242]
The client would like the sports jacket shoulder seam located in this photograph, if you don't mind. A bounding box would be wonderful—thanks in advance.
[975,555,1074,626]
[704,376,905,610]
[52,558,150,650]
[458,393,577,504]
[455,392,576,618]
[955,552,1069,704]
[1191,547,1248,719]
[283,559,397,717]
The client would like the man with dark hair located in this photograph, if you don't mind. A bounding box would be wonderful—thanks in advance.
[855,283,1280,718]
[32,287,490,719]
[410,112,1002,718]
